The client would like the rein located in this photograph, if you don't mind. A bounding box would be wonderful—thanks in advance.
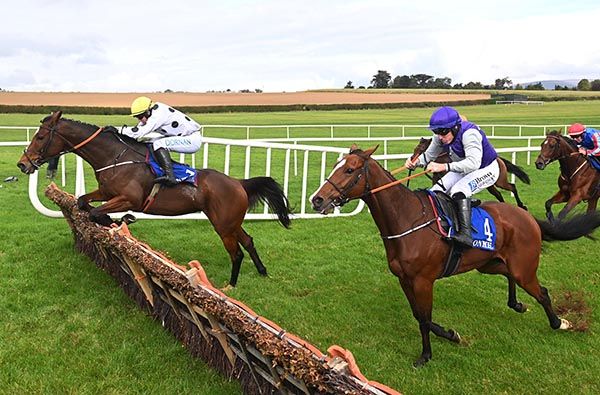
[22,124,103,169]
[326,153,437,240]
[25,122,146,172]
[542,135,587,180]
[71,127,103,150]
[370,170,431,194]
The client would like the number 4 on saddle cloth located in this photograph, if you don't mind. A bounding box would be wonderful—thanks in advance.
[146,148,198,186]
[425,190,497,277]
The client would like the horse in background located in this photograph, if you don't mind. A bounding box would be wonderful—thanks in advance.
[535,130,600,221]
[311,145,600,366]
[411,137,530,209]
[17,111,292,287]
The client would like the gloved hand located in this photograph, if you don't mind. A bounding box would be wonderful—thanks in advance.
[103,125,118,134]
[405,156,418,170]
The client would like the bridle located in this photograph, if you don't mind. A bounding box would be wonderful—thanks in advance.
[323,151,436,241]
[538,135,587,179]
[324,152,372,207]
[22,123,103,170]
[539,135,581,164]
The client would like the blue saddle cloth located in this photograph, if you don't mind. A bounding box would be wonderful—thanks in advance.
[469,207,497,251]
[426,190,497,251]
[146,150,198,185]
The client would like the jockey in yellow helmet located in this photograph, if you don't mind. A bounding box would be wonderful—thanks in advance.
[110,96,202,186]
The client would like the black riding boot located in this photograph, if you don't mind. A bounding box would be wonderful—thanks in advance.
[153,148,177,186]
[452,196,473,247]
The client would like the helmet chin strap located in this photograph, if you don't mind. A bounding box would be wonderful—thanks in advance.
[450,123,461,136]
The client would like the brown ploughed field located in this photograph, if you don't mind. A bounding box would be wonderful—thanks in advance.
[0,91,490,107]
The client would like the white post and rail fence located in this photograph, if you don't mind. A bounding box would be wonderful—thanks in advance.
[0,124,563,220]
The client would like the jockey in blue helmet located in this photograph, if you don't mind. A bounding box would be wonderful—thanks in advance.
[405,106,499,247]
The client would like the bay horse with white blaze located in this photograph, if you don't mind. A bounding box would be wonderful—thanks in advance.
[17,111,292,287]
[535,130,600,221]
[311,145,600,366]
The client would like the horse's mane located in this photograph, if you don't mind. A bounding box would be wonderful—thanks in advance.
[349,148,397,182]
[48,116,143,147]
[547,129,578,151]
[43,115,97,131]
[561,135,579,150]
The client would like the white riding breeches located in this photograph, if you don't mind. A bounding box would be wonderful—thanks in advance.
[430,160,500,198]
[152,132,202,153]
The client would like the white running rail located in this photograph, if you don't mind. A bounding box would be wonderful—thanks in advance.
[1,124,553,221]
[25,137,370,220]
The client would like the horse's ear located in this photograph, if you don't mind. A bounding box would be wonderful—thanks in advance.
[49,111,62,125]
[349,143,358,152]
[363,144,379,157]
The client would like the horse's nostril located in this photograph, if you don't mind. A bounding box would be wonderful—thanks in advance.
[312,196,323,207]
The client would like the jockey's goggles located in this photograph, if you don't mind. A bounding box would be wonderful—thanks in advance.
[432,128,452,136]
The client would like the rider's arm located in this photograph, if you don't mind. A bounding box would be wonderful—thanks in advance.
[121,106,168,139]
[416,136,445,167]
[448,129,482,173]
[584,132,600,156]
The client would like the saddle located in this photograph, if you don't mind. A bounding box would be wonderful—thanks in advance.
[146,148,198,186]
[424,190,495,278]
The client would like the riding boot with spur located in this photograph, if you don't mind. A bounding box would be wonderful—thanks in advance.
[153,148,177,186]
[452,196,473,247]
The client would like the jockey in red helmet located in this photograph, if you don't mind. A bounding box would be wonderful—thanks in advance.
[568,123,600,158]
[405,106,499,247]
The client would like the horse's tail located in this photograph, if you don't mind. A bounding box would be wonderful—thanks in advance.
[241,177,292,228]
[499,156,530,184]
[536,212,600,241]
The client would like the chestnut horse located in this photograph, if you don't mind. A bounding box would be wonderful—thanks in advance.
[311,145,600,366]
[411,137,530,209]
[535,130,600,221]
[17,111,292,287]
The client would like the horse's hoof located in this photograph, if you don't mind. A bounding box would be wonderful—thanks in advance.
[258,268,268,277]
[121,214,137,225]
[449,329,461,343]
[509,302,528,313]
[559,318,572,330]
[77,198,90,211]
[413,355,430,368]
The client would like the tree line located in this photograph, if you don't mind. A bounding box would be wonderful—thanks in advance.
[344,70,600,91]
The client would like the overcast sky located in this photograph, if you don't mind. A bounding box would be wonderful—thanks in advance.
[1,0,599,92]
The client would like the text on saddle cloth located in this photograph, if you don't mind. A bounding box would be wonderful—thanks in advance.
[146,148,198,186]
[427,190,497,251]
